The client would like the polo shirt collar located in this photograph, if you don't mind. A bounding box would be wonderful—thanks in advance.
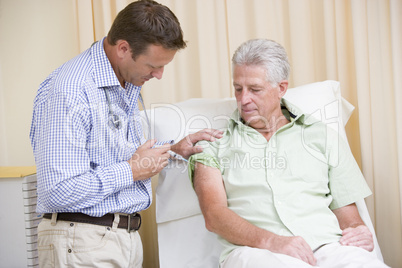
[229,98,319,131]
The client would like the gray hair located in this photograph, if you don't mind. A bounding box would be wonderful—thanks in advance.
[232,39,290,87]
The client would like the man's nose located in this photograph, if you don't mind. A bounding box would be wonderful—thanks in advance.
[239,89,251,104]
[151,67,164,80]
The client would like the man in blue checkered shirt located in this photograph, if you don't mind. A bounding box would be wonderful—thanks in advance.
[29,1,222,266]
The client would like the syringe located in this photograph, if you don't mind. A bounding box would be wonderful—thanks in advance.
[168,150,188,162]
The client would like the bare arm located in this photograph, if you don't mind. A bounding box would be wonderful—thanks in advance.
[128,128,224,181]
[193,162,316,265]
[333,203,374,251]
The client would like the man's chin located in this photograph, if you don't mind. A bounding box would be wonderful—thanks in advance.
[241,113,257,122]
[132,80,145,87]
[242,114,265,126]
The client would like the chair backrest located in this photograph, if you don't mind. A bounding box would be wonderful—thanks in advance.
[142,81,383,267]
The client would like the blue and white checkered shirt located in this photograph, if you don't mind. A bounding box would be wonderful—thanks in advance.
[30,38,153,216]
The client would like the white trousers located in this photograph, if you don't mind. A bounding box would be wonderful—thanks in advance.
[37,214,143,268]
[221,242,389,268]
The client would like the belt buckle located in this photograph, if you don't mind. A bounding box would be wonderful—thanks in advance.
[127,213,138,233]
[127,213,133,233]
[126,213,141,232]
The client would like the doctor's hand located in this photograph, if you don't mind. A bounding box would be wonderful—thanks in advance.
[267,235,317,266]
[170,129,223,159]
[340,224,374,251]
[128,139,171,181]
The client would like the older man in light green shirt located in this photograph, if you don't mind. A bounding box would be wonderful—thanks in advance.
[189,39,389,268]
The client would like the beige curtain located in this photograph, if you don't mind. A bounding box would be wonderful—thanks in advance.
[31,0,402,267]
[0,0,400,267]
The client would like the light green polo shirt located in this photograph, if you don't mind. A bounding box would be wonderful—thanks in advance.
[188,99,372,263]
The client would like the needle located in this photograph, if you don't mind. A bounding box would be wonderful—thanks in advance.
[168,150,188,162]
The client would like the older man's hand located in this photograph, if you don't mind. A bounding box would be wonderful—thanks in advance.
[170,128,223,159]
[266,235,317,266]
[339,225,374,251]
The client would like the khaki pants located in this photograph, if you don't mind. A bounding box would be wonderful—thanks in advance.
[221,242,389,268]
[37,214,143,268]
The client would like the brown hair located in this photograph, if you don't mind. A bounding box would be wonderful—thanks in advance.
[107,0,187,59]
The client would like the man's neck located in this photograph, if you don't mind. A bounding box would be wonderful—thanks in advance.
[103,37,125,88]
[254,115,290,142]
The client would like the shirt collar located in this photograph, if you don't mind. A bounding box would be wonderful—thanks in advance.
[91,37,123,89]
[91,37,143,97]
[229,98,319,130]
[281,98,321,125]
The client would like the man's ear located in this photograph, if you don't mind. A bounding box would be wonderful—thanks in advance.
[116,40,131,59]
[278,80,289,98]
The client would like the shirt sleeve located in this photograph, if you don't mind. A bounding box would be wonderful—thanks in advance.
[188,140,224,185]
[32,84,134,212]
[154,140,174,146]
[327,131,372,210]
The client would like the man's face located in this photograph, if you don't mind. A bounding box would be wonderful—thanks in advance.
[121,44,177,87]
[233,64,287,130]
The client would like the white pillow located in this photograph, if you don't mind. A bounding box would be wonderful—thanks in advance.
[282,80,354,141]
[140,80,354,223]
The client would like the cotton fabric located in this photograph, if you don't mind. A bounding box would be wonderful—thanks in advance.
[30,37,152,216]
[37,216,143,267]
[189,99,372,262]
[221,242,389,268]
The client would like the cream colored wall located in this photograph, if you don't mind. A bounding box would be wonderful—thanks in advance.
[0,0,80,166]
[1,1,401,267]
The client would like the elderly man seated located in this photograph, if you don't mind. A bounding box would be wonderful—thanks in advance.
[189,39,389,268]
